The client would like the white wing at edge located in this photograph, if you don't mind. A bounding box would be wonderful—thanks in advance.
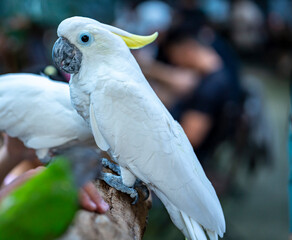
[0,73,93,150]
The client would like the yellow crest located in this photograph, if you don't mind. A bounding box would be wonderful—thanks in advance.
[101,23,158,49]
[115,32,158,49]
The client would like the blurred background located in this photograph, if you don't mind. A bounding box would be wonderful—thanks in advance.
[0,0,290,239]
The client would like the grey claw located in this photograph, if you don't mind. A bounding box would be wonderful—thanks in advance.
[100,172,138,204]
[134,179,149,201]
[101,158,121,175]
[131,194,138,205]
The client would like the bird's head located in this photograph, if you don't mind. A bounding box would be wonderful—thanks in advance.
[52,16,158,74]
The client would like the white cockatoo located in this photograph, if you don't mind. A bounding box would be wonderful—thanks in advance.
[0,73,94,160]
[52,17,225,240]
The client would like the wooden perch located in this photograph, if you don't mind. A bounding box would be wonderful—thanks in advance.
[58,179,152,240]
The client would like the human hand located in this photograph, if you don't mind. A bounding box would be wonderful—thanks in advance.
[0,166,45,200]
[168,68,199,96]
[79,182,109,213]
[0,166,109,214]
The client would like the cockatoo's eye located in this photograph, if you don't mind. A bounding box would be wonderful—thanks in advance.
[78,32,92,45]
[81,35,89,42]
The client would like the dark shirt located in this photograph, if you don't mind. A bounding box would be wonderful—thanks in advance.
[170,66,241,164]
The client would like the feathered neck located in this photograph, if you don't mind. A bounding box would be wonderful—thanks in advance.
[70,48,143,92]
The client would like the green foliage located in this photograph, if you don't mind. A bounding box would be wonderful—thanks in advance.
[0,0,118,26]
[0,157,78,240]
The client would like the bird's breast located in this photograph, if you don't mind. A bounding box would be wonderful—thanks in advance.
[69,84,91,125]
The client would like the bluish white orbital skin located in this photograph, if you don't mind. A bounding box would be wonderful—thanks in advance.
[0,73,95,160]
[53,16,225,240]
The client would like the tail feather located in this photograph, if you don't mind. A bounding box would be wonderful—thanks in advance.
[207,230,218,240]
[181,211,207,240]
[153,188,222,240]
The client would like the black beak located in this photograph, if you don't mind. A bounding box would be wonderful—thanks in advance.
[52,37,82,74]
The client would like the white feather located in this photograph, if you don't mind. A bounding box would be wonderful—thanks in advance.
[89,103,109,151]
[0,73,94,157]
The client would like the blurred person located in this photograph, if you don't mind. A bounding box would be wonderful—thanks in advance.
[199,0,230,25]
[230,0,265,52]
[143,24,242,167]
[172,0,211,32]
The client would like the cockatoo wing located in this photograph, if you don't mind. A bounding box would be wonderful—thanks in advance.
[89,74,225,236]
[89,103,110,152]
[0,73,93,150]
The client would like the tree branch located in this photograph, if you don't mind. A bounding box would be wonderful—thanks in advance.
[59,180,151,240]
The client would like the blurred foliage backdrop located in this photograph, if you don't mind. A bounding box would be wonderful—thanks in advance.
[0,0,118,25]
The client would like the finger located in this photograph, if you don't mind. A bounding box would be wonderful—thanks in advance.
[78,188,98,212]
[12,166,45,183]
[33,166,46,172]
[0,167,45,200]
[83,182,109,213]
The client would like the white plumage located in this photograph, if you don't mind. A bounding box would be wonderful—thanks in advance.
[0,73,94,159]
[55,16,226,239]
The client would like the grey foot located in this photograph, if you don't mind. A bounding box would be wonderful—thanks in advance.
[101,158,121,175]
[134,179,149,201]
[100,172,138,204]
